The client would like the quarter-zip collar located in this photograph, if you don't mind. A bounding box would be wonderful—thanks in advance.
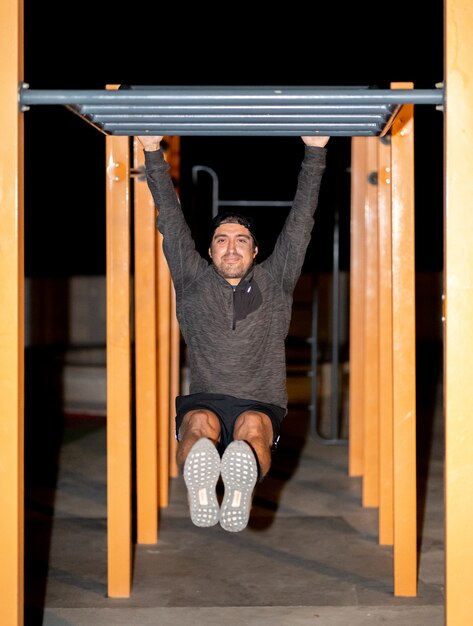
[211,264,263,330]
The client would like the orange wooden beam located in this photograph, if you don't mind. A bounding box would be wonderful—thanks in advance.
[444,0,473,622]
[105,133,133,596]
[377,137,394,546]
[133,138,159,543]
[169,286,180,478]
[362,138,380,509]
[156,229,171,507]
[0,0,24,622]
[162,137,181,480]
[155,137,183,506]
[348,137,366,478]
[391,82,417,597]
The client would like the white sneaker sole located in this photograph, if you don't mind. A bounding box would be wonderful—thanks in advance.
[220,440,258,532]
[183,438,221,527]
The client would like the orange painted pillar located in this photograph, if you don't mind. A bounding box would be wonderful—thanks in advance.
[444,0,473,622]
[105,134,133,596]
[156,231,171,507]
[0,0,24,622]
[162,137,181,480]
[362,138,380,509]
[391,83,417,596]
[133,138,159,544]
[377,137,394,546]
[169,286,180,478]
[348,137,366,478]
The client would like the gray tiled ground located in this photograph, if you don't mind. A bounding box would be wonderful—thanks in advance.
[25,351,444,625]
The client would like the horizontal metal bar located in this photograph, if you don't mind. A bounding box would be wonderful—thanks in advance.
[20,86,444,106]
[128,84,374,91]
[90,114,388,124]
[81,104,395,115]
[101,122,383,131]
[110,129,382,136]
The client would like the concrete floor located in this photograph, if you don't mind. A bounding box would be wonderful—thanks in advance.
[24,343,444,626]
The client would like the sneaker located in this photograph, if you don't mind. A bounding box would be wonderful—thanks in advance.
[183,438,221,527]
[220,440,258,532]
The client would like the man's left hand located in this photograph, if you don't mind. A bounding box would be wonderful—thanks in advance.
[302,136,330,147]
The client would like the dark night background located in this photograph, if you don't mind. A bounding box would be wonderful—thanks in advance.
[22,2,445,277]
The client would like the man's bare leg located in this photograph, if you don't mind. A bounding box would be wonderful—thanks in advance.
[219,411,273,532]
[176,408,221,469]
[178,409,222,528]
[233,410,274,477]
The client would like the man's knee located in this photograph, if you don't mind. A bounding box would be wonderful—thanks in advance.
[179,409,221,441]
[233,411,273,446]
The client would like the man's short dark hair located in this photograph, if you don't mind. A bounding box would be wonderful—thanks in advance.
[209,212,258,248]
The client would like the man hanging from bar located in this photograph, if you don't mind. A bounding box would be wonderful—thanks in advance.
[137,134,329,532]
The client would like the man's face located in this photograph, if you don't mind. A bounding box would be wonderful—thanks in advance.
[209,222,258,285]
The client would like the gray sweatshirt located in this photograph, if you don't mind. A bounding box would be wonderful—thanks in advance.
[144,144,327,412]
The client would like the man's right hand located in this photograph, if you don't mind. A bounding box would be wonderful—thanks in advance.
[136,135,164,151]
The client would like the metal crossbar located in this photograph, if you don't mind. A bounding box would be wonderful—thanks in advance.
[19,84,444,136]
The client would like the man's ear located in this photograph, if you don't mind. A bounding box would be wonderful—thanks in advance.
[208,247,212,258]
[253,246,259,258]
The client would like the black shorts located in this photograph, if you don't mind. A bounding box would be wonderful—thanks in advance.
[175,392,286,452]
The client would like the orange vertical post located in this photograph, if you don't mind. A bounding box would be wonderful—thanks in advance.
[348,137,366,478]
[162,137,181,480]
[0,0,24,622]
[169,286,180,478]
[156,231,171,507]
[362,138,380,508]
[377,137,394,546]
[105,133,133,596]
[133,137,159,543]
[391,82,417,596]
[444,0,473,622]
